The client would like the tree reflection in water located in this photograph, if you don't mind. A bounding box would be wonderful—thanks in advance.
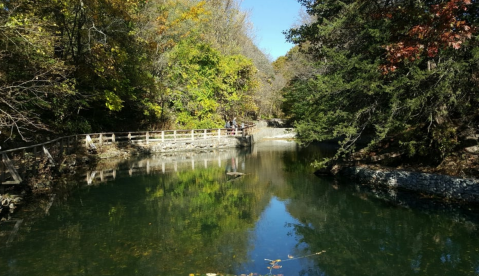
[1,141,479,276]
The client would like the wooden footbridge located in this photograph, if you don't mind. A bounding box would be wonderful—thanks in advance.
[0,124,255,186]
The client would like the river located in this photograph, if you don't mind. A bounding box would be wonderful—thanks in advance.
[1,140,479,276]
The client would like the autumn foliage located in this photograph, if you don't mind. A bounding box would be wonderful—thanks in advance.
[381,0,475,73]
[0,0,275,142]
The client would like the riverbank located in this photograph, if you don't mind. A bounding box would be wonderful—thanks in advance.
[319,140,479,204]
[337,164,479,203]
[2,123,478,221]
[0,126,258,220]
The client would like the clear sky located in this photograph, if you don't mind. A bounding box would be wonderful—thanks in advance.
[240,0,303,61]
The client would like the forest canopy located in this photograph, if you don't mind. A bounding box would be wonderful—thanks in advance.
[0,0,283,144]
[278,0,479,167]
[4,0,478,168]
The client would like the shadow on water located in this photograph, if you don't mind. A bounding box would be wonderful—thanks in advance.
[1,141,479,276]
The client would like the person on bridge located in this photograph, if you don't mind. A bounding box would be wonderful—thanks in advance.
[230,121,235,135]
[225,121,231,135]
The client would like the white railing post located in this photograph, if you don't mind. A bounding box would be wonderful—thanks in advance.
[204,129,207,139]
[112,133,116,143]
[146,131,149,145]
[174,130,177,141]
[218,129,221,140]
[191,130,194,141]
[161,131,165,142]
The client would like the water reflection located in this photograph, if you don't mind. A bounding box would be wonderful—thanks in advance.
[1,141,479,276]
[85,148,254,185]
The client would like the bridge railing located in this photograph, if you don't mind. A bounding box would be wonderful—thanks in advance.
[0,123,256,185]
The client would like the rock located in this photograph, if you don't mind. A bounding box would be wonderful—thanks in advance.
[11,196,22,204]
[331,164,342,175]
[464,146,479,154]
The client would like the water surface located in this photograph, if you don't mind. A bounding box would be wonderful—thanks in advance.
[1,141,479,276]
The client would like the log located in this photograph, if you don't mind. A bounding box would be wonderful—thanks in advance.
[226,172,245,176]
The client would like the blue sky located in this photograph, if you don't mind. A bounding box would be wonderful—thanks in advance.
[240,0,303,61]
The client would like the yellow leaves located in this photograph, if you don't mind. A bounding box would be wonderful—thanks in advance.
[5,16,21,27]
[156,13,169,24]
[166,0,209,29]
[104,90,124,111]
[179,0,208,22]
[143,101,163,118]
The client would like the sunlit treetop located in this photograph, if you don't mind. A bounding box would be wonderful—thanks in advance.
[379,0,475,74]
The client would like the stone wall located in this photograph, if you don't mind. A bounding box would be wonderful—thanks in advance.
[339,166,479,203]
[251,127,296,141]
[132,136,252,153]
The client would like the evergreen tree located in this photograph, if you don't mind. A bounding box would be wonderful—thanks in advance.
[284,0,479,166]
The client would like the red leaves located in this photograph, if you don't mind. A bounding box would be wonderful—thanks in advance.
[381,42,422,73]
[427,45,439,57]
[379,0,475,74]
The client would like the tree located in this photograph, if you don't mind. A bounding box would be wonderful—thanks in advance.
[0,0,75,142]
[135,0,262,128]
[0,0,273,143]
[283,0,479,167]
[166,40,257,128]
[44,0,158,132]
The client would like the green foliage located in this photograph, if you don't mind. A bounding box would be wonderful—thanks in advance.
[166,40,257,128]
[0,0,270,142]
[282,0,479,166]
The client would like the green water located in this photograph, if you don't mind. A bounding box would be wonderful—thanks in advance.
[1,141,479,276]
